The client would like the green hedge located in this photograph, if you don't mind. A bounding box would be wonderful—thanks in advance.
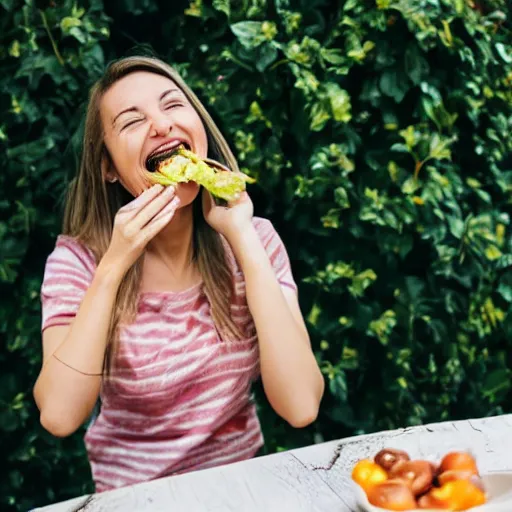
[1,0,511,510]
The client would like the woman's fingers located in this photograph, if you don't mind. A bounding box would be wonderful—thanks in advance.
[118,184,166,218]
[151,195,180,224]
[130,185,177,230]
[140,196,181,242]
[113,184,177,245]
[201,188,216,215]
[227,191,245,208]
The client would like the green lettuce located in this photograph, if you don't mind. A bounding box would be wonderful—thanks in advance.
[147,148,255,202]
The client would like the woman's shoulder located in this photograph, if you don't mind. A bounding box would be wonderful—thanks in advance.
[41,236,97,318]
[251,216,277,240]
[223,217,288,271]
[251,217,290,252]
[46,234,97,274]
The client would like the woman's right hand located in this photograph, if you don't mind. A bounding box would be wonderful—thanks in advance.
[101,184,179,278]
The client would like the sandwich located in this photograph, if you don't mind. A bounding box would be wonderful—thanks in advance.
[145,146,255,202]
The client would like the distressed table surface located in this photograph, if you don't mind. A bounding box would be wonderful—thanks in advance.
[35,414,512,512]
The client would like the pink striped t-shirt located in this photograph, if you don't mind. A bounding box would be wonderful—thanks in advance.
[40,217,297,492]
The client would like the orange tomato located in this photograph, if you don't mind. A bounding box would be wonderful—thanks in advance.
[418,479,486,511]
[367,479,417,511]
[388,459,434,496]
[438,470,478,486]
[352,459,388,492]
[439,452,479,476]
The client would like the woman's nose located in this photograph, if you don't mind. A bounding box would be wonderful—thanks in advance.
[150,114,172,137]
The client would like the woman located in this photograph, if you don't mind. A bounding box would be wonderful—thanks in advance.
[33,56,324,493]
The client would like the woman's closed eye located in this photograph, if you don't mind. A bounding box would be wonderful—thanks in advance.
[121,118,144,131]
[118,101,183,131]
[164,101,183,111]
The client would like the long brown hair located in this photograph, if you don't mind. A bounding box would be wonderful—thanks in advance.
[63,56,242,374]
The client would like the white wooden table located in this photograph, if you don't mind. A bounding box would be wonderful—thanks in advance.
[35,414,512,512]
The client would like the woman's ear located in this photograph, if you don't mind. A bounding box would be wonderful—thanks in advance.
[101,151,118,183]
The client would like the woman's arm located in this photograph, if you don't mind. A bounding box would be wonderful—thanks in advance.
[34,263,123,437]
[202,189,324,427]
[229,224,325,428]
[34,184,180,437]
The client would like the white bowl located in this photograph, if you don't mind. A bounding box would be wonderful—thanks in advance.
[352,471,512,512]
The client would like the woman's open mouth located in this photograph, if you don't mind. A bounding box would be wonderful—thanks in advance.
[145,142,191,172]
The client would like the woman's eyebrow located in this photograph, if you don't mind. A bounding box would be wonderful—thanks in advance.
[159,88,181,102]
[112,107,139,127]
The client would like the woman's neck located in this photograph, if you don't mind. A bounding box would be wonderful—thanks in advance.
[146,204,196,279]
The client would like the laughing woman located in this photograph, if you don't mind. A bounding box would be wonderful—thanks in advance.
[33,56,324,492]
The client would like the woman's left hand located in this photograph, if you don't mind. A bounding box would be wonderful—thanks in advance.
[202,188,254,243]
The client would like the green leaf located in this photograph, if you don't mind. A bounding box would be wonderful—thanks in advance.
[349,269,377,297]
[255,43,278,72]
[69,26,87,44]
[0,0,15,11]
[7,138,56,163]
[60,17,82,32]
[379,69,410,103]
[367,310,396,345]
[402,177,420,194]
[421,93,458,131]
[475,189,491,204]
[447,216,464,239]
[399,125,416,149]
[497,282,512,301]
[325,83,351,123]
[307,303,321,326]
[320,48,344,65]
[340,347,359,370]
[495,43,512,64]
[404,45,429,85]
[309,101,330,131]
[9,470,23,489]
[231,21,269,49]
[9,40,20,58]
[329,372,348,401]
[404,276,425,302]
[213,0,230,17]
[482,369,511,399]
[0,408,19,432]
[185,1,203,17]
[466,178,481,189]
[429,133,453,161]
[334,187,350,209]
[485,245,502,261]
[391,143,409,153]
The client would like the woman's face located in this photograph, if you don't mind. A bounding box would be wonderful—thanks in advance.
[100,71,208,205]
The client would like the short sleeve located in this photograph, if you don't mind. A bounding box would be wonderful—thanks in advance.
[253,217,298,294]
[40,235,96,331]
